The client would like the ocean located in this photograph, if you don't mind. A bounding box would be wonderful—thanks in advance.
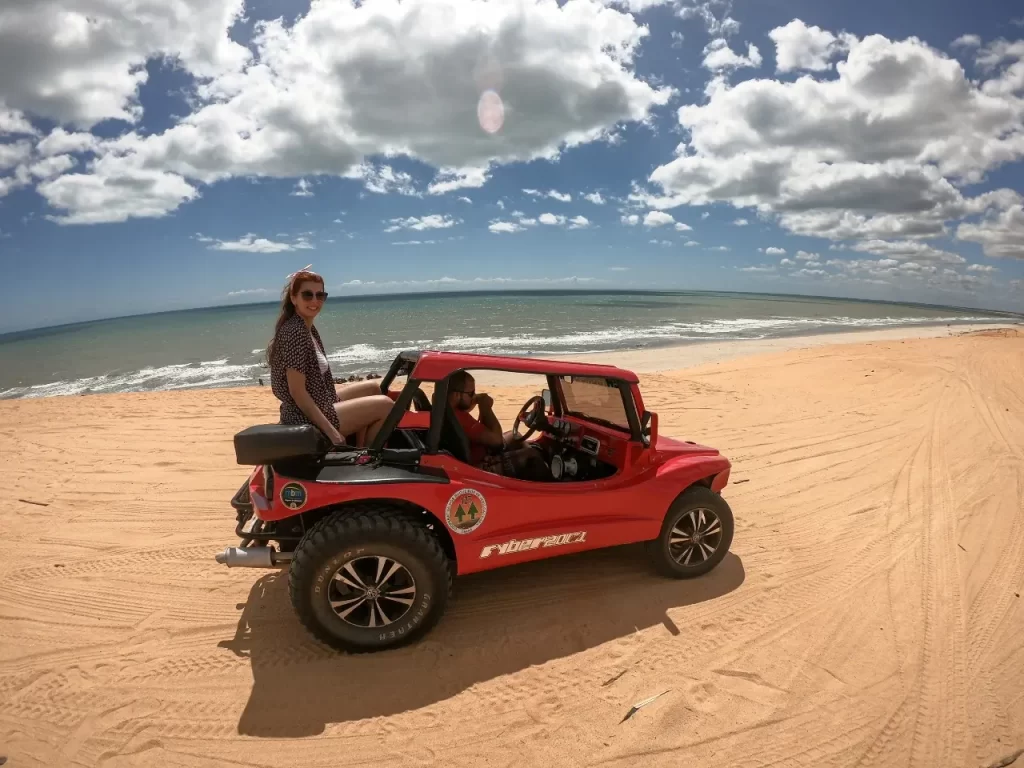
[0,290,1015,399]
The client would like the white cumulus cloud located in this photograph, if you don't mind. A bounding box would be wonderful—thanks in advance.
[489,220,524,234]
[848,239,966,265]
[643,210,675,227]
[383,214,459,233]
[38,162,199,224]
[428,167,489,195]
[524,188,573,202]
[702,38,762,72]
[957,203,1024,259]
[636,21,1024,268]
[0,0,250,128]
[769,20,853,72]
[539,212,567,225]
[20,0,674,224]
[204,233,314,253]
[0,141,33,171]
[951,34,982,49]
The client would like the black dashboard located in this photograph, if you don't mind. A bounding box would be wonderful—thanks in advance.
[542,417,616,481]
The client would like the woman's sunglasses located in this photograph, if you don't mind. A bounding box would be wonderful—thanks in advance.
[299,290,328,301]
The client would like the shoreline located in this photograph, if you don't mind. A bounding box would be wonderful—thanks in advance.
[551,321,1023,375]
[0,321,1019,401]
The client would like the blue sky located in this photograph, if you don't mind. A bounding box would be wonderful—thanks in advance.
[0,0,1022,333]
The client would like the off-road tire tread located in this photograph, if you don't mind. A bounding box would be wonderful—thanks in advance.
[289,503,452,653]
[647,485,734,579]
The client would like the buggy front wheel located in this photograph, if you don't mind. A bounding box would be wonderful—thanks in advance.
[647,486,734,578]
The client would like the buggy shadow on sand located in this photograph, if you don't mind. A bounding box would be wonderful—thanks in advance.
[220,545,745,737]
[215,350,737,654]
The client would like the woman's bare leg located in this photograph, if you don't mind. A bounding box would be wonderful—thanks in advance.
[334,395,394,446]
[335,379,384,402]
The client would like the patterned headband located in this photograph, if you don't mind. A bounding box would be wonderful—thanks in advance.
[286,264,314,282]
[285,265,320,290]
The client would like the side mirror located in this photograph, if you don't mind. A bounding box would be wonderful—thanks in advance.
[641,411,657,447]
[542,388,553,409]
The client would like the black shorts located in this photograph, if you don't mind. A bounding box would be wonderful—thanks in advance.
[477,451,516,476]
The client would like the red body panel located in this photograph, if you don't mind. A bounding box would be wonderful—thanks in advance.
[397,411,431,430]
[252,436,730,576]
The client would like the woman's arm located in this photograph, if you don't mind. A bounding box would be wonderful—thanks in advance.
[286,367,343,444]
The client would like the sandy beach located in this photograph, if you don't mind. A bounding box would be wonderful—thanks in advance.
[1,323,1023,768]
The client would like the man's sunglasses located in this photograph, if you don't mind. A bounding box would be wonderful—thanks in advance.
[299,290,328,301]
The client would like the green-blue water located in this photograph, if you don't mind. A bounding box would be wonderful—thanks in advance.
[0,290,1016,399]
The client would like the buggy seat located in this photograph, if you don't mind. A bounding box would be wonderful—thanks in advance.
[438,403,472,464]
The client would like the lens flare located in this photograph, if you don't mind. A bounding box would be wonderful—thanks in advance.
[477,89,505,134]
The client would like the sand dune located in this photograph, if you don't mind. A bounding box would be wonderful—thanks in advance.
[1,328,1023,767]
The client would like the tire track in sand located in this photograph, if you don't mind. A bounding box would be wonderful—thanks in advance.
[960,361,1024,678]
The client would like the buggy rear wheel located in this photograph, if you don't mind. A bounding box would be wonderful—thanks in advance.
[289,505,452,653]
[647,485,734,578]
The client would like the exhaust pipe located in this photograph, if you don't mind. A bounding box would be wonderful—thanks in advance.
[215,546,293,568]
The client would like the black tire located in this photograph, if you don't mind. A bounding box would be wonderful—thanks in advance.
[289,504,452,653]
[646,485,734,579]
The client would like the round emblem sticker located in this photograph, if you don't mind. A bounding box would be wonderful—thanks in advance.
[280,482,307,510]
[445,488,487,534]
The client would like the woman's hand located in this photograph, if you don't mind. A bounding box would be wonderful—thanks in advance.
[325,425,345,446]
[287,367,344,445]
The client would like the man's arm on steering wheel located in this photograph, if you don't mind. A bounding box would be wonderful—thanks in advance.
[473,394,505,448]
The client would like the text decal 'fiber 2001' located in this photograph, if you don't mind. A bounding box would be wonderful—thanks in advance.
[480,531,588,559]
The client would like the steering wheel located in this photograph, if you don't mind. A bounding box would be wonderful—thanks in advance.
[512,395,547,440]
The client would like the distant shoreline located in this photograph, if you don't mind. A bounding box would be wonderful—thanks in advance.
[554,321,1023,373]
[4,321,1018,400]
[451,322,1024,386]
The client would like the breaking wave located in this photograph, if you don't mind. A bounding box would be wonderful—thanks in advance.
[0,314,1003,399]
[327,314,999,367]
[0,360,264,399]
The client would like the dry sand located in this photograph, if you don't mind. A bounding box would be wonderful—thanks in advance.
[1,324,1023,767]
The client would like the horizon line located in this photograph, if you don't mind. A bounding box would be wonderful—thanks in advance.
[1,286,1021,339]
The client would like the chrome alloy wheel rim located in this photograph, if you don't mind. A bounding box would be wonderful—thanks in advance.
[328,556,417,628]
[669,508,723,566]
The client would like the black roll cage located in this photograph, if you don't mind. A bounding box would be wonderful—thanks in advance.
[368,350,643,455]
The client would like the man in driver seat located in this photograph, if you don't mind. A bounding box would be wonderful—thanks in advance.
[448,371,551,481]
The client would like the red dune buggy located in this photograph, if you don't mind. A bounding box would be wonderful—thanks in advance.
[216,351,735,653]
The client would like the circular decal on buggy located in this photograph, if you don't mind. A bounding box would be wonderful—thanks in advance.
[280,482,307,510]
[445,488,487,534]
